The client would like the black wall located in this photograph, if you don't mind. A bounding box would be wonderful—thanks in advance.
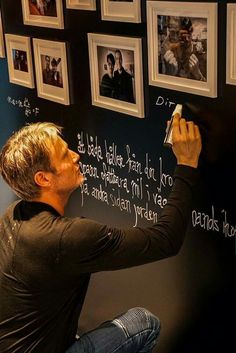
[0,1,235,352]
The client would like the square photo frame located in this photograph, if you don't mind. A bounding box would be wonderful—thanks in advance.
[21,0,64,29]
[5,34,34,88]
[101,0,141,23]
[147,1,218,98]
[0,10,5,58]
[226,3,236,85]
[88,33,144,118]
[33,38,70,105]
[66,0,96,11]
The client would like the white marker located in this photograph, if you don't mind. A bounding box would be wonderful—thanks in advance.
[163,104,183,147]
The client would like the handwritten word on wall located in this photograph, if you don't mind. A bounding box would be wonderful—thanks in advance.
[7,96,40,117]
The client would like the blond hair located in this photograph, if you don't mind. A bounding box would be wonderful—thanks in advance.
[0,122,62,200]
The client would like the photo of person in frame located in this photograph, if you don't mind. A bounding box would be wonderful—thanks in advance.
[158,15,207,81]
[41,54,63,87]
[29,0,57,17]
[13,49,28,72]
[98,46,135,103]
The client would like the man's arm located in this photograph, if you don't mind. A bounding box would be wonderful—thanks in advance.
[60,115,202,274]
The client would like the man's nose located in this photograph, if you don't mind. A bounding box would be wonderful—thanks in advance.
[70,150,80,163]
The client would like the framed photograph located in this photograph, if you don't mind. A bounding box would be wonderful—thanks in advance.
[226,4,236,85]
[66,0,96,11]
[147,1,217,98]
[33,38,70,105]
[88,33,144,118]
[21,0,64,29]
[101,0,141,23]
[5,34,34,88]
[0,10,5,58]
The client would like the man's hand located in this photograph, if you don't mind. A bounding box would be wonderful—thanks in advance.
[164,50,178,76]
[171,115,202,168]
[189,54,206,81]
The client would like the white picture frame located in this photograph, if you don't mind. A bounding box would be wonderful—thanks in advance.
[101,0,141,23]
[88,33,144,118]
[147,1,218,98]
[226,3,236,86]
[0,10,5,58]
[5,34,34,88]
[33,38,70,105]
[66,0,96,11]
[21,0,64,29]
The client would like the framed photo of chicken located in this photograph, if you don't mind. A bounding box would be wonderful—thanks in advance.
[33,38,70,105]
[5,34,34,88]
[88,33,144,118]
[147,1,218,97]
[21,0,64,29]
[66,0,96,11]
[101,0,141,23]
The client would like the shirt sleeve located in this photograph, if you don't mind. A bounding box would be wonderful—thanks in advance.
[59,165,199,275]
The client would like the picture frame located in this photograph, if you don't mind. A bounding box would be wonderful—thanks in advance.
[88,33,144,118]
[66,0,96,11]
[21,0,64,29]
[33,38,70,105]
[0,10,5,58]
[5,34,34,88]
[226,3,236,86]
[101,0,141,23]
[147,1,218,98]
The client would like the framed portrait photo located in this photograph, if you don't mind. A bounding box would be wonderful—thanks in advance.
[147,1,218,98]
[0,10,5,58]
[88,33,144,118]
[21,0,64,29]
[226,4,236,86]
[66,0,96,11]
[101,0,141,23]
[5,34,34,88]
[33,38,70,105]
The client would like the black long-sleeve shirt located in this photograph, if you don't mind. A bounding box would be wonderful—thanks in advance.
[0,165,199,353]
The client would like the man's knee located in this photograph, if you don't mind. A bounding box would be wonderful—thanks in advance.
[112,307,161,339]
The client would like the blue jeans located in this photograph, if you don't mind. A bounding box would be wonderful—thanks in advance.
[66,307,160,353]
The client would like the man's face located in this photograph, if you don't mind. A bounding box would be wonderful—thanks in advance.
[115,52,122,70]
[107,57,114,76]
[45,56,50,69]
[48,137,84,195]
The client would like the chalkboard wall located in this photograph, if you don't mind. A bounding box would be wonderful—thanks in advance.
[0,1,235,352]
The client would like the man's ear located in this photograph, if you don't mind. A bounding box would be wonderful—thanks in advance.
[34,171,52,188]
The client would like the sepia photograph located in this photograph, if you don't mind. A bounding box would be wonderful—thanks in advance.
[5,34,34,88]
[66,0,96,11]
[147,1,217,98]
[226,3,236,86]
[88,33,144,118]
[21,0,64,29]
[33,38,70,104]
[101,0,141,23]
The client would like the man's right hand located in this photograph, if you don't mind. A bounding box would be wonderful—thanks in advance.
[171,115,202,168]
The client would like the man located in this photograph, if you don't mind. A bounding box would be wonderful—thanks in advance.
[42,55,52,85]
[49,57,63,88]
[160,16,206,81]
[114,49,135,103]
[100,53,116,98]
[0,115,201,353]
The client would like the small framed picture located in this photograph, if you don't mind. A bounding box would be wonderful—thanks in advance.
[5,34,34,88]
[101,0,141,23]
[33,38,70,105]
[66,0,96,11]
[226,4,236,86]
[21,0,64,29]
[0,10,5,58]
[88,33,144,118]
[147,1,217,98]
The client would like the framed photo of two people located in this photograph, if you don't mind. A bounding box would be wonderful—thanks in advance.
[88,33,144,118]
